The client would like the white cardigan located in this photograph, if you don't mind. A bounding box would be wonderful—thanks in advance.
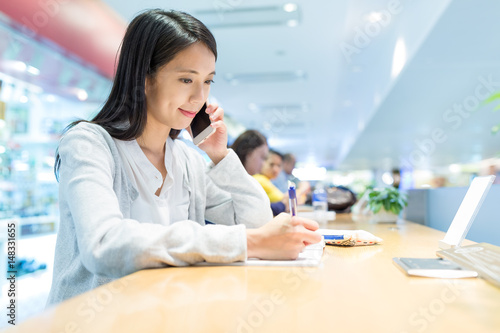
[46,122,272,305]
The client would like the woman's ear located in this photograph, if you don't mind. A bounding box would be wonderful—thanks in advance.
[145,73,157,97]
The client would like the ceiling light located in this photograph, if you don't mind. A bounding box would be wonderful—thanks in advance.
[366,12,383,23]
[248,103,309,114]
[194,5,300,29]
[6,61,40,76]
[283,3,298,13]
[77,89,88,101]
[225,70,306,84]
[26,65,40,76]
[10,61,27,72]
[391,38,407,78]
[449,164,461,173]
[19,95,28,103]
[382,172,394,185]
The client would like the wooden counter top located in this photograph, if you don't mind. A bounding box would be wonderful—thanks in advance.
[7,215,500,333]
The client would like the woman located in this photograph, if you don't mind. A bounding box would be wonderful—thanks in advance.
[231,131,288,216]
[231,129,269,176]
[254,149,288,203]
[47,9,320,305]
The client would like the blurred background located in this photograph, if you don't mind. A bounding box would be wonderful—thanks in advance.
[1,0,500,326]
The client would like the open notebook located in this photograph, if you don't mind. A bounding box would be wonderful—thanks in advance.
[195,240,325,267]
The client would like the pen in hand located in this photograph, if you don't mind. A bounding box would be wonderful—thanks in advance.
[288,181,298,216]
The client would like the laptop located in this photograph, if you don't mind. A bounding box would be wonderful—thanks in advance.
[438,175,496,249]
[393,175,496,278]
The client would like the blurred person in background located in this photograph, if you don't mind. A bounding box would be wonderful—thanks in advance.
[254,150,310,214]
[431,176,447,188]
[230,129,268,176]
[254,149,285,204]
[231,131,287,216]
[272,153,298,191]
[272,153,311,204]
[487,164,500,184]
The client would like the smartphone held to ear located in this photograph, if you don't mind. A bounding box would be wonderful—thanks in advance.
[190,103,215,145]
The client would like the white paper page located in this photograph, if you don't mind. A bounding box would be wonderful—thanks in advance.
[195,241,325,267]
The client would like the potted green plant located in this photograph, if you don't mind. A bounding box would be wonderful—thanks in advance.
[483,92,500,134]
[366,187,408,223]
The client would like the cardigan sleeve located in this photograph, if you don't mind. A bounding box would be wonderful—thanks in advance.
[202,149,273,228]
[57,124,248,278]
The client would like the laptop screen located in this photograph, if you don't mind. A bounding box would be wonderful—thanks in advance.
[439,175,496,249]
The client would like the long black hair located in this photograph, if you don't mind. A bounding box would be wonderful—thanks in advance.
[54,9,217,179]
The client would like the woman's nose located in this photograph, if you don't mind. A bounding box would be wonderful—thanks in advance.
[190,84,206,104]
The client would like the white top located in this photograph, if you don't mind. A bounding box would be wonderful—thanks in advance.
[47,122,273,305]
[114,137,189,225]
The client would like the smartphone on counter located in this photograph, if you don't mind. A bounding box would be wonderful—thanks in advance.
[190,103,214,145]
[393,257,478,278]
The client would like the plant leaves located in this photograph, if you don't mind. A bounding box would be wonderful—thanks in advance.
[367,187,407,215]
[483,92,500,105]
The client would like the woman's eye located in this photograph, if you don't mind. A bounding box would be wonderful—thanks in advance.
[180,78,192,84]
[205,79,215,85]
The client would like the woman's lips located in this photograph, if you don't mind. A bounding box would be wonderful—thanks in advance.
[179,108,197,118]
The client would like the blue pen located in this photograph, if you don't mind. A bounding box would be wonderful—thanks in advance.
[288,181,298,216]
[323,235,346,240]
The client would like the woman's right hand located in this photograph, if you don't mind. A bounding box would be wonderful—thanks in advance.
[246,213,322,260]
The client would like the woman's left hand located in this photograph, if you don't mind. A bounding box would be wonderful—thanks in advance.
[198,102,229,165]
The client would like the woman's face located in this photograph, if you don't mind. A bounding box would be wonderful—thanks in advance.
[244,144,269,175]
[145,42,216,133]
[261,153,283,180]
